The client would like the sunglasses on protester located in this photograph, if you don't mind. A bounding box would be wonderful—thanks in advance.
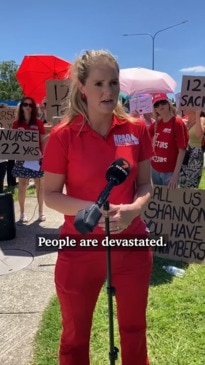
[22,102,33,108]
[153,100,168,108]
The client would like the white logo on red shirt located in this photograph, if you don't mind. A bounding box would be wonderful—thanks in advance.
[113,134,139,146]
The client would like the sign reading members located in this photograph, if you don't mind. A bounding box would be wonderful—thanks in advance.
[46,79,71,125]
[142,185,205,264]
[0,107,17,129]
[0,129,41,161]
[179,75,205,111]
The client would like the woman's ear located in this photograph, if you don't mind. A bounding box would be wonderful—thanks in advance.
[77,82,86,100]
[77,81,85,95]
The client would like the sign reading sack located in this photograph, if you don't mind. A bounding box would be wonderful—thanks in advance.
[46,79,71,125]
[142,185,205,264]
[179,75,205,111]
[0,129,41,161]
[0,107,17,129]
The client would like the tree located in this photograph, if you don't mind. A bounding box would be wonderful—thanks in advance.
[0,60,23,101]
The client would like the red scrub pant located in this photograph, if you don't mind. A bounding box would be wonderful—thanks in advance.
[55,248,152,365]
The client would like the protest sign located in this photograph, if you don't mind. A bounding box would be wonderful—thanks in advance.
[142,185,205,264]
[0,107,17,129]
[179,75,205,111]
[0,129,41,161]
[52,116,63,126]
[129,97,138,114]
[129,94,152,114]
[46,79,70,125]
[137,94,153,113]
[175,92,181,109]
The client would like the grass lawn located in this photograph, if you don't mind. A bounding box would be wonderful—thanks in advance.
[4,183,36,199]
[29,169,205,365]
[30,257,205,365]
[199,167,205,189]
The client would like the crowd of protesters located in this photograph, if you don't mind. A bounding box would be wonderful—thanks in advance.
[0,52,205,365]
[0,86,205,224]
[122,93,205,189]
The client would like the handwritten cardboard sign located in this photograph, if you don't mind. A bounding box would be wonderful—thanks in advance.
[142,185,205,264]
[0,129,41,161]
[129,94,152,114]
[0,107,17,129]
[52,116,63,126]
[179,75,205,111]
[46,79,70,125]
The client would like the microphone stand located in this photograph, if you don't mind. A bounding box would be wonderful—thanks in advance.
[103,201,119,365]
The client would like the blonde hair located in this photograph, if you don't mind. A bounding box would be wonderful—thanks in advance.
[61,50,133,126]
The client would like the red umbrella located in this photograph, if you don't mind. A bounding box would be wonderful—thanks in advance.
[16,54,71,103]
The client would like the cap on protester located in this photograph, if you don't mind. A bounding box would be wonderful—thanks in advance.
[152,93,168,105]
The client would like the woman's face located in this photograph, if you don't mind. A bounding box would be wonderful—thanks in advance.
[81,62,120,116]
[153,100,169,116]
[22,98,33,116]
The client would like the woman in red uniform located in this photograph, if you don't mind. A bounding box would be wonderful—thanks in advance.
[12,97,46,222]
[149,93,188,189]
[42,50,153,365]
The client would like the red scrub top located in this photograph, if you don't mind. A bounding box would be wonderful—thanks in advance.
[149,116,188,172]
[42,114,153,237]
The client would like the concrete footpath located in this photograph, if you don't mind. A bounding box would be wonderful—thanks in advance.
[0,196,63,365]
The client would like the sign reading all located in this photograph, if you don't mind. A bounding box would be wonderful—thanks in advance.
[142,185,205,264]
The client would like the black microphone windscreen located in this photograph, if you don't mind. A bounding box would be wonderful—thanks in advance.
[106,158,130,185]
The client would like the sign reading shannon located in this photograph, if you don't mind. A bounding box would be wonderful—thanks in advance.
[142,185,205,264]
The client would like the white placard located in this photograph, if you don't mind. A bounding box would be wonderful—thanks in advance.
[175,92,181,109]
[129,94,153,114]
[129,97,138,114]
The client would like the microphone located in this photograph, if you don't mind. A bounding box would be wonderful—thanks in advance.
[74,158,130,234]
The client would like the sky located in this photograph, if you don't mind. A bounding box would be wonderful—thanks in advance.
[1,0,205,97]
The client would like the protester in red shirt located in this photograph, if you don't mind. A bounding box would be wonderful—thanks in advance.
[42,50,153,365]
[149,93,188,188]
[12,97,46,222]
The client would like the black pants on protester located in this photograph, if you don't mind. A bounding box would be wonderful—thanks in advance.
[0,162,7,193]
[7,160,17,187]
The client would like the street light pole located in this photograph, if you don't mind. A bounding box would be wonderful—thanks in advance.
[123,20,188,70]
